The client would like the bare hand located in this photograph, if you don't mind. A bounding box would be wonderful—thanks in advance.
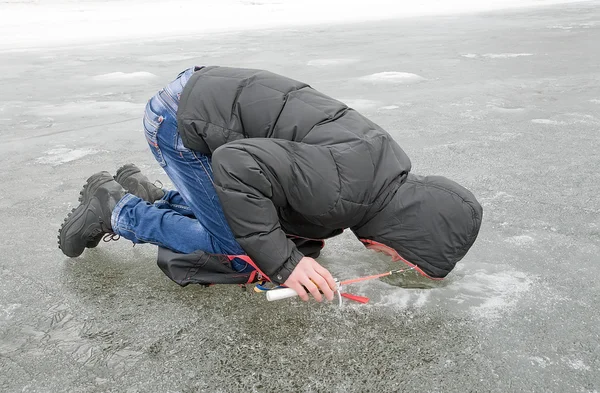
[283,257,337,302]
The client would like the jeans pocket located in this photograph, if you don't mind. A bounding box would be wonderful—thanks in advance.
[174,130,189,152]
[143,101,166,167]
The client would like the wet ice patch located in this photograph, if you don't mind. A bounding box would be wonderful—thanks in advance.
[359,72,425,84]
[92,71,157,83]
[37,148,100,165]
[307,58,358,66]
[374,268,533,319]
[326,236,533,318]
[462,53,533,59]
[329,233,536,316]
[456,270,533,319]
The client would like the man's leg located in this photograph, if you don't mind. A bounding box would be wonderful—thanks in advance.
[113,163,195,219]
[59,69,249,270]
[112,187,252,271]
[110,73,249,270]
[58,171,227,258]
[111,193,217,254]
[131,76,244,257]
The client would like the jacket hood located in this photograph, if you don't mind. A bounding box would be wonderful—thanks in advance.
[354,174,483,278]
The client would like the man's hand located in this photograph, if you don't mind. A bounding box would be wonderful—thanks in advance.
[283,257,337,302]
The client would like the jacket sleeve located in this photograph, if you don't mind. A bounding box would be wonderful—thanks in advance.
[211,138,340,284]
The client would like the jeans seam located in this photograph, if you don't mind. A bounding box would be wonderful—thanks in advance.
[116,227,172,250]
[154,201,193,212]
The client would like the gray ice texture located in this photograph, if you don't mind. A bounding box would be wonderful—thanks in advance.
[0,2,599,392]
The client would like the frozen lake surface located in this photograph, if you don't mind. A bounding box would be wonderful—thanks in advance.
[1,1,599,392]
[0,0,591,50]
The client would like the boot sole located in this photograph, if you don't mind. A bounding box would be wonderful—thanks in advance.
[58,172,113,257]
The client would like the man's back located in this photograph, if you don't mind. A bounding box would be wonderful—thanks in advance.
[177,66,412,229]
[176,66,481,284]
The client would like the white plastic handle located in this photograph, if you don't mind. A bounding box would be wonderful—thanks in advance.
[266,287,298,301]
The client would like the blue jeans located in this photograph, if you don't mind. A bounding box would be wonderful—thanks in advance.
[110,67,252,272]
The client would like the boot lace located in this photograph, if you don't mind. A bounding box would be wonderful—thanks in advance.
[103,233,120,242]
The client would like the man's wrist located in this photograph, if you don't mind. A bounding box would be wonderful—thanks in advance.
[272,248,304,284]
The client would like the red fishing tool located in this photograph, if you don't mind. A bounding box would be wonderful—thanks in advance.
[261,266,416,306]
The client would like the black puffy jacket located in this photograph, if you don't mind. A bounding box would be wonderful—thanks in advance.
[177,66,482,284]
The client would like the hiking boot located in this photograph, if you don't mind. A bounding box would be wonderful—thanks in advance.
[58,171,125,258]
[114,163,165,203]
[77,185,103,249]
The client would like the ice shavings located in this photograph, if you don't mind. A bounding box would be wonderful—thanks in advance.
[374,268,533,319]
[359,72,425,84]
[455,270,533,319]
[379,105,400,110]
[562,358,591,371]
[36,148,100,166]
